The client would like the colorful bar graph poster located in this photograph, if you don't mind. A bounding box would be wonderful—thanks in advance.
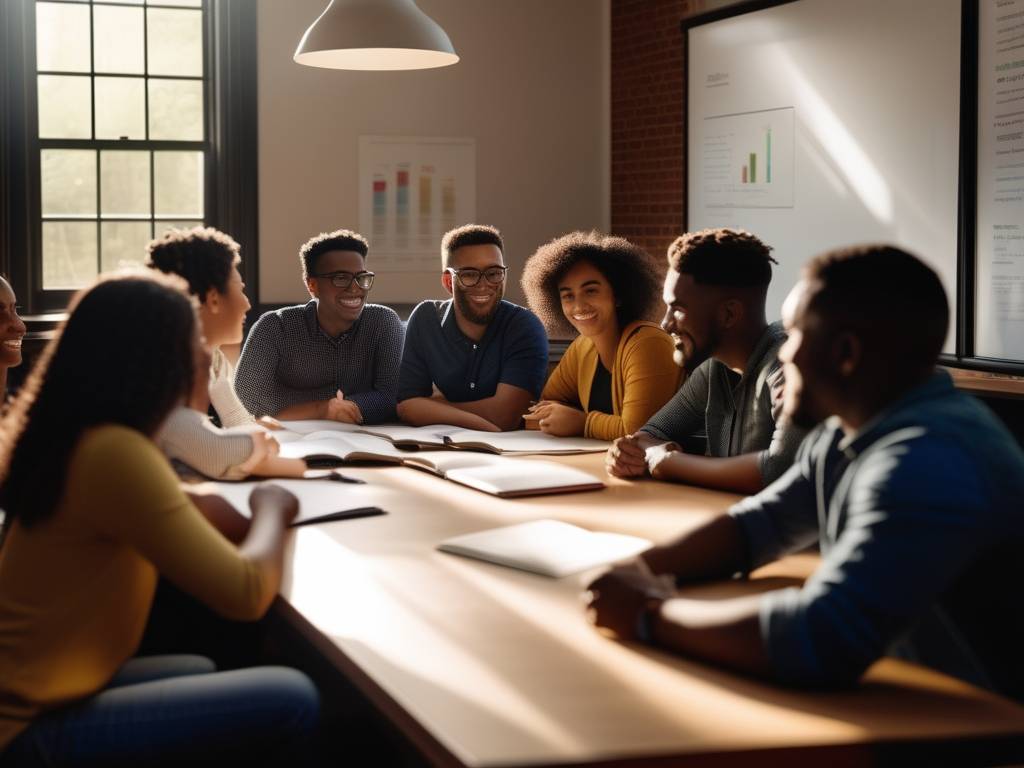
[359,136,476,271]
[700,107,794,209]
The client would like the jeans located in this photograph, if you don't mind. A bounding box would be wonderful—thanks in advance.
[2,655,319,767]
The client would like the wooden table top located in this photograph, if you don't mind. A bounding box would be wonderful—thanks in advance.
[276,450,1024,767]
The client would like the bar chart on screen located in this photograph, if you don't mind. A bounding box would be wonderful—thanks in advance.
[700,107,794,209]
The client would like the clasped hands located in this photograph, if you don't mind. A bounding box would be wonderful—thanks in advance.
[583,557,676,641]
[605,432,681,477]
[322,389,364,424]
[524,400,586,436]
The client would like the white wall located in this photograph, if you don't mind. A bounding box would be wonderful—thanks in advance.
[257,0,610,305]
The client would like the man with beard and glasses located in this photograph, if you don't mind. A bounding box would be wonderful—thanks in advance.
[584,246,1024,699]
[606,228,805,493]
[396,224,547,431]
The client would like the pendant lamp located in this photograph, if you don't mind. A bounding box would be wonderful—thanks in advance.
[294,0,459,71]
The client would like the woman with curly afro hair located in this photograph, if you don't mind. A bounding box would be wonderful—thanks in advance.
[521,231,680,440]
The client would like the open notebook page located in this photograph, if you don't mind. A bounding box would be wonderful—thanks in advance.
[191,478,384,526]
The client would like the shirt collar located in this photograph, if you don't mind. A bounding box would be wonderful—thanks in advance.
[441,298,505,347]
[836,369,955,454]
[304,298,360,341]
[734,321,786,386]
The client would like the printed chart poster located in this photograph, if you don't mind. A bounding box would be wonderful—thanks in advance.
[358,136,476,271]
[700,107,795,209]
[976,0,1024,360]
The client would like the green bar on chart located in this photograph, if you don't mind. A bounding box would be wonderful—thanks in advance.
[749,152,757,184]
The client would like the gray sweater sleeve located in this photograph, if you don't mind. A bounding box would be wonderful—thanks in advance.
[757,363,809,484]
[156,406,255,480]
[640,360,708,443]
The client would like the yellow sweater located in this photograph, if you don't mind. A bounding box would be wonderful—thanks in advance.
[0,425,269,750]
[541,321,681,440]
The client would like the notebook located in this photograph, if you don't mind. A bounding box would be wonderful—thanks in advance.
[275,431,408,464]
[195,478,385,527]
[402,453,605,497]
[438,519,651,577]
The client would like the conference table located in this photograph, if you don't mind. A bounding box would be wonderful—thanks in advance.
[270,447,1024,767]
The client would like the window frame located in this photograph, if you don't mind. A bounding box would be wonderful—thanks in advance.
[0,0,259,324]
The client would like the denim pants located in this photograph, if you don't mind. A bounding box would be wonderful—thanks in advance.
[1,654,319,767]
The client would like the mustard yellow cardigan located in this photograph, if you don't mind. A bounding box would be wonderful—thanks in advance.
[541,320,681,441]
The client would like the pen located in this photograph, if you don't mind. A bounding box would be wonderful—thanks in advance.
[328,471,366,484]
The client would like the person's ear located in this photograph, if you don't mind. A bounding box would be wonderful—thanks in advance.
[834,332,861,377]
[719,298,744,329]
[441,271,453,296]
[204,287,221,313]
[306,277,318,299]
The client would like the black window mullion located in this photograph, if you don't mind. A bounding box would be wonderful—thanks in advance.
[149,150,156,235]
[89,2,100,279]
[143,1,149,141]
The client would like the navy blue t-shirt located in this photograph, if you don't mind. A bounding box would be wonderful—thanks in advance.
[397,299,548,403]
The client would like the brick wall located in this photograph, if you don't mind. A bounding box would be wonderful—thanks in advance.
[610,0,694,262]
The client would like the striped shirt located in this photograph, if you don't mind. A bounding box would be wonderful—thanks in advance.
[641,321,804,485]
[234,300,404,424]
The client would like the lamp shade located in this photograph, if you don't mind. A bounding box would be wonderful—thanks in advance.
[294,0,459,71]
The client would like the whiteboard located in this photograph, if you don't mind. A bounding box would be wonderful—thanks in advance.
[687,0,960,352]
[975,0,1024,361]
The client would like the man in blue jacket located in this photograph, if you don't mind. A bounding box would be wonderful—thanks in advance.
[586,245,1024,700]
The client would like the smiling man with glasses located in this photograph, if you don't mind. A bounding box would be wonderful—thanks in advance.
[396,224,547,431]
[234,229,404,424]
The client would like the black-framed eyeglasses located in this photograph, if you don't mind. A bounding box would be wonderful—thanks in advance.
[446,266,507,288]
[312,271,375,290]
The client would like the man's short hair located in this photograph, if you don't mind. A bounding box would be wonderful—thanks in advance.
[146,226,240,301]
[522,230,663,337]
[299,229,369,281]
[805,244,948,374]
[441,224,504,269]
[667,228,777,287]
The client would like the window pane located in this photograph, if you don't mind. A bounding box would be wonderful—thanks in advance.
[37,75,92,139]
[36,2,91,73]
[154,151,203,218]
[104,0,144,5]
[149,0,201,7]
[95,77,146,140]
[155,220,203,235]
[147,8,203,77]
[148,79,203,140]
[101,222,152,272]
[94,5,145,74]
[41,150,97,217]
[101,151,151,218]
[42,222,97,289]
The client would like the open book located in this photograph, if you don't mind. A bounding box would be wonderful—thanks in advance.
[271,426,604,496]
[192,478,385,527]
[358,424,609,455]
[438,519,651,577]
[275,430,408,464]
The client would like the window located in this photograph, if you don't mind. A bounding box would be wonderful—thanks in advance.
[1,0,258,319]
[36,0,207,294]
